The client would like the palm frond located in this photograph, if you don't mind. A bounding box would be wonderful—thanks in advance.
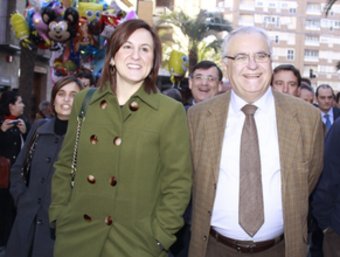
[325,0,338,16]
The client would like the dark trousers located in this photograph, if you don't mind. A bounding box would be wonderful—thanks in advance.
[170,223,190,257]
[0,189,15,246]
[323,228,340,257]
[309,216,324,257]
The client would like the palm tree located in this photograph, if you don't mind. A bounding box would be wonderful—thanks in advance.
[325,0,338,16]
[157,10,232,73]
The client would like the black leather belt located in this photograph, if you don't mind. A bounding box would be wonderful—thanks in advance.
[209,228,284,253]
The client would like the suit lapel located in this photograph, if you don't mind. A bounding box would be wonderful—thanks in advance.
[274,92,301,179]
[204,92,230,181]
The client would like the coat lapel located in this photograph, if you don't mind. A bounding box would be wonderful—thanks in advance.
[204,92,230,181]
[274,92,301,184]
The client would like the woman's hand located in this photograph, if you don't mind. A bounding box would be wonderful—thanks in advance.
[1,119,16,132]
[0,119,26,134]
[16,118,27,134]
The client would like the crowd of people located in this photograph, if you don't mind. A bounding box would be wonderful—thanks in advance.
[0,19,340,257]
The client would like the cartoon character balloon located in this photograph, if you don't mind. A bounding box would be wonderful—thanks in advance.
[168,50,189,86]
[10,12,32,49]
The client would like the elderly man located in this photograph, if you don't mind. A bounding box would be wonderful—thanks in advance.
[187,26,324,257]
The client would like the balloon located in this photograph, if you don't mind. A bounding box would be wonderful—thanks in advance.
[119,10,138,24]
[42,7,79,44]
[78,2,104,22]
[88,18,103,35]
[10,12,32,49]
[75,17,96,51]
[99,8,121,39]
[168,50,189,77]
[168,50,189,85]
[32,12,51,47]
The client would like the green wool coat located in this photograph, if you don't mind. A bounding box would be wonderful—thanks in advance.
[49,83,192,257]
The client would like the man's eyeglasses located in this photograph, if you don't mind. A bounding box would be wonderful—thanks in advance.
[223,52,271,64]
[191,75,219,83]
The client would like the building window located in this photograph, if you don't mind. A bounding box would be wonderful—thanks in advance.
[305,19,320,29]
[289,8,296,14]
[287,49,294,60]
[306,3,321,13]
[269,2,276,8]
[264,16,280,26]
[275,35,279,43]
[305,49,319,58]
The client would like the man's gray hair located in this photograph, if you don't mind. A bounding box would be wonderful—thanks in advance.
[222,26,272,57]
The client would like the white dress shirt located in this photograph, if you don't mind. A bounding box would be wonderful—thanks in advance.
[211,88,284,241]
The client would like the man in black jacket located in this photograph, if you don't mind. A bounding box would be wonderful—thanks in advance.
[312,117,340,257]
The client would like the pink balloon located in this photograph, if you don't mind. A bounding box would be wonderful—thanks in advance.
[33,12,50,45]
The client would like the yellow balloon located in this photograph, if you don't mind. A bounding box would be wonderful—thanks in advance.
[168,50,188,77]
[10,12,29,41]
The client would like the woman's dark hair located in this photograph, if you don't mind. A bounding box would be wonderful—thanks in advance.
[0,90,20,116]
[76,67,95,86]
[98,19,162,94]
[51,76,83,114]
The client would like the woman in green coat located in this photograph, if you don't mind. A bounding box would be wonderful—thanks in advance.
[49,19,192,257]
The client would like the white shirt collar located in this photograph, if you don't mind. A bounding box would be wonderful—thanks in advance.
[230,87,274,114]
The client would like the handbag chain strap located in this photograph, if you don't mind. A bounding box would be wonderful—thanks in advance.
[70,88,96,188]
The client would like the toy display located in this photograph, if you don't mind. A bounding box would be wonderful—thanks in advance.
[10,0,138,83]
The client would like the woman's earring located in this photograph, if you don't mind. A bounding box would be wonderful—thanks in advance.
[109,59,115,72]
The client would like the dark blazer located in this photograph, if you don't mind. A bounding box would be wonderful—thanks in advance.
[332,107,340,122]
[312,117,340,235]
[187,90,324,257]
[6,118,64,257]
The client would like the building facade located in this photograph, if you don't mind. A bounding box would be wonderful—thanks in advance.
[216,0,340,90]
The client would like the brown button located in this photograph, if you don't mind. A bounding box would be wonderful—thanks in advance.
[87,175,96,184]
[84,214,92,222]
[109,176,117,186]
[100,100,108,109]
[129,101,139,111]
[104,216,112,225]
[90,135,98,144]
[113,136,122,146]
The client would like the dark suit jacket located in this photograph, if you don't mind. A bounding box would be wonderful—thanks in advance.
[332,107,340,122]
[312,117,340,235]
[187,90,324,257]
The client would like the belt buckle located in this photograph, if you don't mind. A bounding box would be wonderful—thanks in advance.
[235,240,256,253]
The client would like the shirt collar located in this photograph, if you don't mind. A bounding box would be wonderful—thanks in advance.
[322,108,333,117]
[230,87,274,114]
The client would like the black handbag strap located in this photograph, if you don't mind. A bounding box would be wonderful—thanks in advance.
[79,88,96,119]
[71,88,96,188]
[22,118,48,185]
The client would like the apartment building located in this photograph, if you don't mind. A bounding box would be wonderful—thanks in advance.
[216,0,340,90]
